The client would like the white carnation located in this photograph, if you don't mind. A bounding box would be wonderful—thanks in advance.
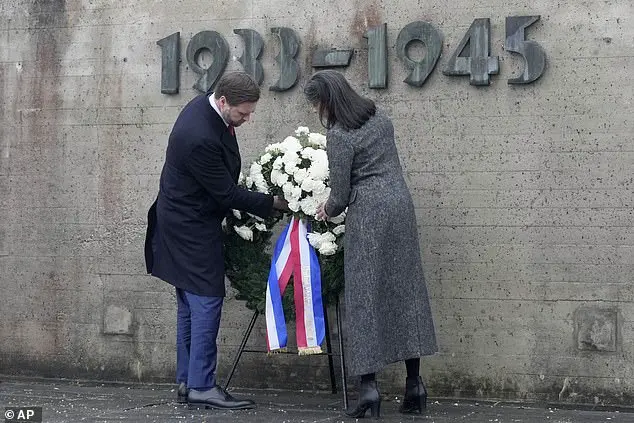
[329,211,345,224]
[234,225,253,241]
[259,153,273,164]
[272,156,284,170]
[307,231,336,248]
[332,225,345,235]
[281,151,300,171]
[312,190,329,205]
[270,169,289,187]
[300,177,318,193]
[282,182,302,202]
[308,132,327,147]
[307,232,337,255]
[300,178,326,196]
[285,163,299,176]
[250,162,262,174]
[249,162,269,193]
[321,231,336,242]
[288,200,301,212]
[307,232,324,249]
[307,157,329,181]
[295,126,310,136]
[281,136,302,153]
[253,174,268,193]
[301,147,318,159]
[318,241,338,255]
[265,142,283,153]
[300,196,319,216]
[293,168,308,184]
[311,149,328,163]
[312,180,326,195]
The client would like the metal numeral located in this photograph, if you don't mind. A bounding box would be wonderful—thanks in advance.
[312,49,354,68]
[505,16,546,84]
[234,29,265,85]
[364,24,388,89]
[186,31,229,93]
[396,21,443,87]
[443,18,499,86]
[156,32,180,94]
[269,27,300,92]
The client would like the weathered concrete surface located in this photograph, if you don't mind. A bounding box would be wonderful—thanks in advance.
[1,0,634,404]
[0,378,630,423]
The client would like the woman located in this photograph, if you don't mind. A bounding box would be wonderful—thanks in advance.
[304,70,438,419]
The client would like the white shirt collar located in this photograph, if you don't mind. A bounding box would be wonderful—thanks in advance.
[209,93,229,127]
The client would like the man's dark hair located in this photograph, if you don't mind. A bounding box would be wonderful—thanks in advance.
[304,70,376,130]
[214,72,260,105]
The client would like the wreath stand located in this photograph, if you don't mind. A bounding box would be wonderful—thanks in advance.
[223,296,349,409]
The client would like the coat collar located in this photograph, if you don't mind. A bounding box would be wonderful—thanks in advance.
[200,94,239,156]
[208,93,230,127]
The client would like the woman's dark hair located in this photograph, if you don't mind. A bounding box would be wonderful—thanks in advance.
[214,72,260,105]
[304,70,376,130]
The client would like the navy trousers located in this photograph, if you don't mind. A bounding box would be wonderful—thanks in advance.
[175,288,224,389]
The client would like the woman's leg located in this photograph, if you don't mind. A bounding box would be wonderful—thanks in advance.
[405,358,420,378]
[360,373,376,383]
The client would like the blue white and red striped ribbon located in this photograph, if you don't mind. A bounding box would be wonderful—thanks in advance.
[265,216,325,355]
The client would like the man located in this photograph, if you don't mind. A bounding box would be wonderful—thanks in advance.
[145,72,287,410]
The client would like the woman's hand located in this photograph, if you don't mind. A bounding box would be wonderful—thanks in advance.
[316,202,329,221]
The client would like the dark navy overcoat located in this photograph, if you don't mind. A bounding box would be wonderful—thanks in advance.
[145,94,273,297]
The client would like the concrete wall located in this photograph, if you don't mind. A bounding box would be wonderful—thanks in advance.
[1,0,633,404]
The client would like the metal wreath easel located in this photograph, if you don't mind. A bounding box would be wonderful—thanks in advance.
[223,296,349,409]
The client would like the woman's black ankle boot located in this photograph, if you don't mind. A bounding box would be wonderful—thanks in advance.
[399,376,427,414]
[345,380,381,419]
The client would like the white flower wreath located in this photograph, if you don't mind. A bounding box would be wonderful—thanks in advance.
[230,126,345,255]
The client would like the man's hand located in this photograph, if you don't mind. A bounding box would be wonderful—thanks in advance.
[273,195,290,211]
[316,202,329,221]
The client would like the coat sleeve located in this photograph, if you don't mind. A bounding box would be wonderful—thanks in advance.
[186,140,274,218]
[324,129,354,218]
[144,199,157,273]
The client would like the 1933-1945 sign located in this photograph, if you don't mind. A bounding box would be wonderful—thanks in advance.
[156,16,546,94]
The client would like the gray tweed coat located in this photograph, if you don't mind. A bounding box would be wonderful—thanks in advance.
[324,109,438,376]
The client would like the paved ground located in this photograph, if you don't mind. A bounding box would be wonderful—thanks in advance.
[0,378,631,422]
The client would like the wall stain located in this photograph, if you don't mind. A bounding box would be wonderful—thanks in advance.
[350,0,383,40]
[30,0,68,111]
[95,16,125,227]
[302,18,317,82]
[348,0,383,87]
[23,0,70,361]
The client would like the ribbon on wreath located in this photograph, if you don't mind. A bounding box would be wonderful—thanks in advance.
[265,216,325,355]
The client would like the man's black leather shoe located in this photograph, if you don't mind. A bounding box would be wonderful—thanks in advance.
[177,382,188,404]
[187,386,256,410]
